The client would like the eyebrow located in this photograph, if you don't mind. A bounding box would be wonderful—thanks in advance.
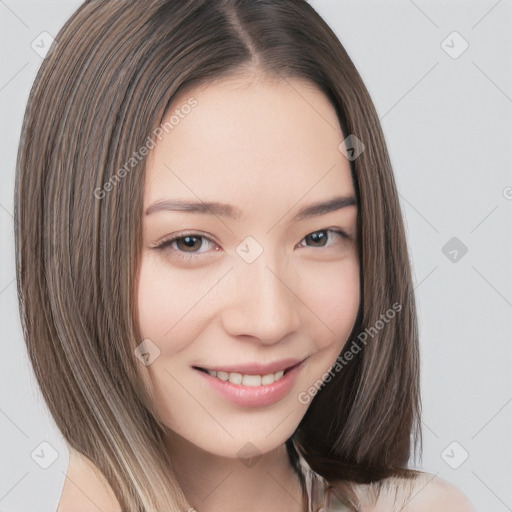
[144,195,357,221]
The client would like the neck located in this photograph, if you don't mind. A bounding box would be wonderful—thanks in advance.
[164,432,306,512]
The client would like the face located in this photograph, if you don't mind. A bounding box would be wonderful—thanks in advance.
[136,72,360,459]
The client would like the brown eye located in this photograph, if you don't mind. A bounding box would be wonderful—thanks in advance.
[154,232,218,261]
[300,229,348,249]
[174,235,204,253]
[304,230,329,247]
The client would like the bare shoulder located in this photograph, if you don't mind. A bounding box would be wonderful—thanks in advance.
[399,471,477,512]
[57,448,122,512]
[332,471,476,512]
[364,471,477,512]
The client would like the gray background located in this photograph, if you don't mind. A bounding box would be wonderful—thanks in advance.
[1,1,511,510]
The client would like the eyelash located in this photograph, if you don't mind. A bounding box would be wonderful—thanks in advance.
[153,228,351,263]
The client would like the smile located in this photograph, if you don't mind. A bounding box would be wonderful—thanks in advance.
[193,359,307,407]
[195,367,287,386]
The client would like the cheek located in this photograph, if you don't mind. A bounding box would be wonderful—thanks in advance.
[296,258,360,393]
[303,257,360,347]
[136,255,208,355]
[135,251,361,450]
[137,252,360,355]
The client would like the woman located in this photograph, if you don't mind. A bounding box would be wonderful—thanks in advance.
[14,0,476,510]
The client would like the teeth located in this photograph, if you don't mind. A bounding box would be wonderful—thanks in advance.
[229,372,242,385]
[261,373,275,385]
[216,370,229,381]
[242,374,261,386]
[205,368,286,386]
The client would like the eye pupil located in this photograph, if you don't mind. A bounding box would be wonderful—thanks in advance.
[306,230,328,247]
[178,235,202,252]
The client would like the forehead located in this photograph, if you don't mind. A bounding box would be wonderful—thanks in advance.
[144,73,355,218]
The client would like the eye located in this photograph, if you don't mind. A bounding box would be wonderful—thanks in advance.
[153,232,218,262]
[152,228,351,262]
[297,228,349,249]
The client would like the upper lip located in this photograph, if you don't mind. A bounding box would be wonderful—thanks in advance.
[194,357,306,375]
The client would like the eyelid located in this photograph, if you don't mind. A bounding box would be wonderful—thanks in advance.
[153,231,218,252]
[152,227,351,262]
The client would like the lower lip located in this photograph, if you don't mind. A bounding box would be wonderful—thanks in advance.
[194,360,306,407]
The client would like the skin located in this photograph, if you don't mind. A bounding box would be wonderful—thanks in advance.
[137,71,360,512]
[57,451,477,512]
[57,70,476,512]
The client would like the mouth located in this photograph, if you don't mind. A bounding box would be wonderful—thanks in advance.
[192,358,306,387]
[193,358,307,407]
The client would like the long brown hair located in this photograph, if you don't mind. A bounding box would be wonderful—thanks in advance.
[14,1,421,510]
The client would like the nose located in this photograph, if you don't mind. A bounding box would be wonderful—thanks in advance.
[219,256,302,345]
